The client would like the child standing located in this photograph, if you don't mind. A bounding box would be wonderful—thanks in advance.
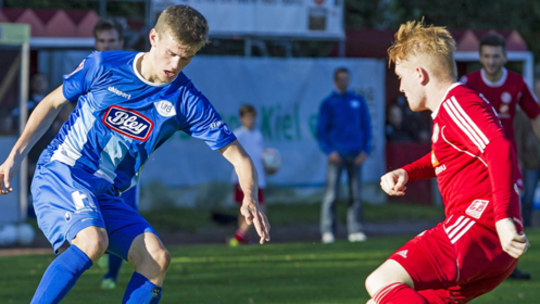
[230,104,266,245]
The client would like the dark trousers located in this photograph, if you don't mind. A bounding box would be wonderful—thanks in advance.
[320,157,364,236]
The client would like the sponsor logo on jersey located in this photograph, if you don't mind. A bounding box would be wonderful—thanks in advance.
[501,91,512,104]
[154,100,176,117]
[466,199,489,219]
[431,151,439,167]
[66,59,85,79]
[350,99,360,108]
[432,123,439,143]
[435,164,446,175]
[103,105,154,141]
[108,86,132,99]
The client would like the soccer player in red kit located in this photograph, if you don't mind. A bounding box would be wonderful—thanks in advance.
[364,21,529,304]
[460,33,540,145]
[461,33,540,280]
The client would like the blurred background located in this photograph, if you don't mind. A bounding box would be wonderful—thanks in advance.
[0,0,540,242]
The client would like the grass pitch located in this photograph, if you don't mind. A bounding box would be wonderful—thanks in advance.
[0,228,538,303]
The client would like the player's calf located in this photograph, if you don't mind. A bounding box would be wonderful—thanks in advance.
[128,232,171,285]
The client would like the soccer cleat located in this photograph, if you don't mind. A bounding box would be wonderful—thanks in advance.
[348,232,367,242]
[321,232,335,244]
[101,278,117,289]
[508,268,531,280]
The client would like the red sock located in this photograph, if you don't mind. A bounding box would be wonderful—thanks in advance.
[234,230,249,244]
[374,282,428,304]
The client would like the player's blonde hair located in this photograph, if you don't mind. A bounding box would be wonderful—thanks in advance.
[155,5,209,47]
[388,20,457,81]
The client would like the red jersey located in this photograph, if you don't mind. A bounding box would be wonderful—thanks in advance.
[403,84,522,230]
[460,68,540,147]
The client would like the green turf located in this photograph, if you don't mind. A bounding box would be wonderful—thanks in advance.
[1,228,538,303]
[142,201,445,233]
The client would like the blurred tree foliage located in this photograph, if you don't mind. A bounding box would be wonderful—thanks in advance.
[347,0,540,63]
[3,0,540,61]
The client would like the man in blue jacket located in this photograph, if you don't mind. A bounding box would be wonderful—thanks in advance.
[317,67,372,243]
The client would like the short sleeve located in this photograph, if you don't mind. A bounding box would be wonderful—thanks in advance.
[62,51,101,103]
[177,84,237,150]
[518,80,540,119]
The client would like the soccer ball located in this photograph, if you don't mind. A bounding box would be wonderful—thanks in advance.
[16,223,35,246]
[0,224,17,246]
[262,148,281,174]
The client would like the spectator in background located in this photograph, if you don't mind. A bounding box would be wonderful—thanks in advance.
[94,19,124,51]
[385,104,415,142]
[461,32,540,280]
[229,104,267,246]
[316,67,372,244]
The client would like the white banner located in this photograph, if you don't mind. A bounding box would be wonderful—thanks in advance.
[142,56,386,190]
[151,0,344,39]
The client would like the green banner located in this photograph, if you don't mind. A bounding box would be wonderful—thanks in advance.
[0,23,30,45]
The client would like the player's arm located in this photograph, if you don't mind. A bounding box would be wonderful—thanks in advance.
[219,140,271,244]
[450,98,528,258]
[0,85,69,194]
[380,152,434,196]
[483,136,529,258]
[518,80,540,141]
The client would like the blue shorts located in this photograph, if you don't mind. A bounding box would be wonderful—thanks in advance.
[121,184,139,209]
[31,161,155,259]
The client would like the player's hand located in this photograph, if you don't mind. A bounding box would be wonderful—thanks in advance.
[240,198,271,244]
[0,158,17,195]
[354,152,367,165]
[380,169,408,196]
[495,218,529,259]
[328,151,342,165]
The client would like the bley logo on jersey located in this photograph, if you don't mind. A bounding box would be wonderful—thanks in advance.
[103,105,154,141]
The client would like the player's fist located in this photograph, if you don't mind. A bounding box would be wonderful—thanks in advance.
[0,159,16,195]
[380,168,408,196]
[495,218,529,259]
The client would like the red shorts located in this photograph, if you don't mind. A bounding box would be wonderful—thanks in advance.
[389,214,517,303]
[233,183,265,205]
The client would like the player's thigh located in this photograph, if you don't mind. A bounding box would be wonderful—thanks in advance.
[365,259,414,295]
[100,195,157,261]
[31,161,106,254]
[386,225,458,291]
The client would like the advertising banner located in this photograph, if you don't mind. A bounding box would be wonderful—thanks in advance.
[151,0,344,39]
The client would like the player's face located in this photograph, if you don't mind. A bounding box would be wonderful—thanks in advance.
[334,71,350,93]
[395,61,426,112]
[241,113,256,130]
[149,28,201,84]
[479,45,506,77]
[95,29,123,51]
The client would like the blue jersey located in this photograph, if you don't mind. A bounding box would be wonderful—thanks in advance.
[316,90,372,157]
[39,51,236,192]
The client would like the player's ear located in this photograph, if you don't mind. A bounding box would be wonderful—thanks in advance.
[149,28,158,47]
[416,66,429,86]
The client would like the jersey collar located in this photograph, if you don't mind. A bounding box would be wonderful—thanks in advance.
[431,82,461,119]
[480,67,507,88]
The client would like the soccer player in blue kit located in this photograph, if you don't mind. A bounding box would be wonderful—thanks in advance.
[0,5,271,304]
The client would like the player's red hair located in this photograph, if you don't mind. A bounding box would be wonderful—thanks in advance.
[388,19,457,81]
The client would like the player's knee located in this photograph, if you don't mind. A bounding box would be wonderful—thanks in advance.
[365,270,380,296]
[152,247,171,273]
[72,227,109,261]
